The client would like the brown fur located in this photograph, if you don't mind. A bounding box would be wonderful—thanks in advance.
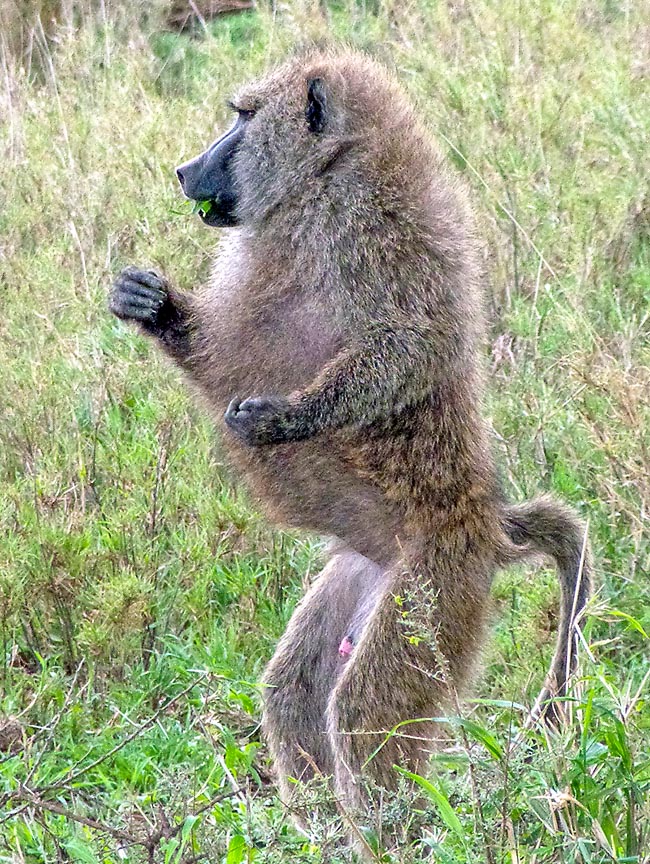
[110,49,591,814]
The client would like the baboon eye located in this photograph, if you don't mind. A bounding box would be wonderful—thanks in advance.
[227,100,256,120]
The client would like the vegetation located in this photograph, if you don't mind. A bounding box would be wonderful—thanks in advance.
[0,0,648,861]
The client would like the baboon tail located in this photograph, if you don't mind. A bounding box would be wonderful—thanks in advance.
[502,495,591,720]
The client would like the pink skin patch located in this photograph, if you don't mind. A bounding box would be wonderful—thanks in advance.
[338,635,354,658]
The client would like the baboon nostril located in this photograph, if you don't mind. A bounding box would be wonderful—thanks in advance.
[176,167,185,189]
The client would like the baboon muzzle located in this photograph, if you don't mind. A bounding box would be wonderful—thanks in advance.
[176,113,247,227]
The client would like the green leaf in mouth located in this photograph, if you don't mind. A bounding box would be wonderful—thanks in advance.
[191,199,214,217]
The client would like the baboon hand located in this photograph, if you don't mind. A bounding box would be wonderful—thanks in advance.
[109,267,170,329]
[224,395,298,446]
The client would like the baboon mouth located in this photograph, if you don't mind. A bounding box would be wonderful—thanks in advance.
[191,199,218,222]
[188,197,236,228]
[198,203,221,226]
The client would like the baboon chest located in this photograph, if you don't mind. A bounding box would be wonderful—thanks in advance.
[201,284,343,398]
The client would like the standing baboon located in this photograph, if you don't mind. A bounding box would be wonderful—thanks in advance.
[110,49,590,813]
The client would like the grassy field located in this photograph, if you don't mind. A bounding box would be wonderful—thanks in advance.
[0,0,649,861]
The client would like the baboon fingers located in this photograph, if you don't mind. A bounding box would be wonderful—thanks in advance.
[110,289,165,326]
[109,298,160,323]
[109,267,171,327]
[224,394,296,446]
[112,289,164,309]
[113,281,166,302]
[119,266,167,291]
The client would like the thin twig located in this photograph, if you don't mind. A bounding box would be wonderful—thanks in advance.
[3,784,241,854]
[42,673,208,793]
[11,791,136,844]
[297,747,383,863]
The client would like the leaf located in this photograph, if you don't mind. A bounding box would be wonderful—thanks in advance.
[226,834,247,864]
[357,826,381,855]
[62,838,98,864]
[181,813,200,842]
[580,688,595,746]
[394,767,465,840]
[467,698,528,712]
[229,688,256,715]
[428,751,470,769]
[607,610,649,639]
[190,199,215,217]
[163,837,181,864]
[455,718,504,760]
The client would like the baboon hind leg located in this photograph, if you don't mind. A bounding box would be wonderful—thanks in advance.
[262,550,383,801]
[326,546,492,810]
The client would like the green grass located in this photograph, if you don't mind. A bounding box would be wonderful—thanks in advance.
[1,0,649,861]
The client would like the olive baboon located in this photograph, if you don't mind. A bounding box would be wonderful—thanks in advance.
[109,50,590,812]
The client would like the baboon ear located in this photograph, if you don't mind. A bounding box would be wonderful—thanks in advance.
[306,78,327,134]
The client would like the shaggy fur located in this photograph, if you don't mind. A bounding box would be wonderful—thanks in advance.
[110,49,590,813]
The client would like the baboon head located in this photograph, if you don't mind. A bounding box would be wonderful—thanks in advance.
[175,51,423,229]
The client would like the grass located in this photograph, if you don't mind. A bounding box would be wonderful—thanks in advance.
[0,0,649,860]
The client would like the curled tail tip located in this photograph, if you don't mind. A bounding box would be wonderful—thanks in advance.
[502,494,591,724]
[503,496,591,576]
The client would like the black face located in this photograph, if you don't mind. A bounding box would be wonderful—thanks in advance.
[176,80,327,228]
[175,111,253,228]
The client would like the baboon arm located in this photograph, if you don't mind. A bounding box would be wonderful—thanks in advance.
[298,326,433,427]
[225,324,442,445]
[293,322,453,438]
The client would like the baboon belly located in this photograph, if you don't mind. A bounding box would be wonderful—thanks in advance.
[226,438,403,565]
[198,293,402,561]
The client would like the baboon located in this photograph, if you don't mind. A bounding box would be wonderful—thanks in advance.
[109,49,590,814]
